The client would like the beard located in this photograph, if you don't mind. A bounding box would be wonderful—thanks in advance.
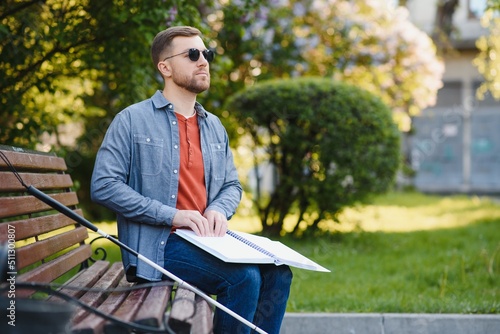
[172,69,210,94]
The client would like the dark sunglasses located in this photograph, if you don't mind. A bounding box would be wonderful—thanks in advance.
[163,48,214,63]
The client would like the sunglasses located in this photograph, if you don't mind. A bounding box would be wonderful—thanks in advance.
[163,48,215,63]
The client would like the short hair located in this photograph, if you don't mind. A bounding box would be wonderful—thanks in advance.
[151,26,202,68]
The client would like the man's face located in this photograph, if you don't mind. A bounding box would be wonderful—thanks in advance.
[166,36,211,94]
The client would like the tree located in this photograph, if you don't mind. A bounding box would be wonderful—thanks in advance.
[1,0,443,148]
[414,0,500,100]
[432,0,459,55]
[212,0,444,131]
[212,1,442,227]
[473,0,500,100]
[0,0,225,219]
[0,0,214,149]
[226,78,401,236]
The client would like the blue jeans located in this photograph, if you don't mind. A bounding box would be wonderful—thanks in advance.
[164,234,293,334]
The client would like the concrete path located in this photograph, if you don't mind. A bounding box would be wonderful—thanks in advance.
[280,313,500,334]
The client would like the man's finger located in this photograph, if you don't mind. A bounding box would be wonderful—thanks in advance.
[193,214,210,236]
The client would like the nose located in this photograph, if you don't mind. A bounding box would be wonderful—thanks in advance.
[197,55,209,66]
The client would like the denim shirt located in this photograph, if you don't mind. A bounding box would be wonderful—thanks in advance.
[91,90,242,281]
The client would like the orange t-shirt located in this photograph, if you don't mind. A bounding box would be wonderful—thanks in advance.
[175,113,207,214]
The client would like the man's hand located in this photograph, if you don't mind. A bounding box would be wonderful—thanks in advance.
[172,210,212,236]
[204,210,228,237]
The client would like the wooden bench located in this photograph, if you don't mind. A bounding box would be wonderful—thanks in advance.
[0,145,214,334]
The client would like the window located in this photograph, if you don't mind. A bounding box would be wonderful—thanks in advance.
[468,0,487,19]
[435,81,462,108]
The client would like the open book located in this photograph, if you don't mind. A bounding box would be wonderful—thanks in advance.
[175,229,330,272]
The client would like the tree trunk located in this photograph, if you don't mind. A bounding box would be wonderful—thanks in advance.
[432,0,459,54]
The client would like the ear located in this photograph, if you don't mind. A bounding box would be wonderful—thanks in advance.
[157,61,172,77]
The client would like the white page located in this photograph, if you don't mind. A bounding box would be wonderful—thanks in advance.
[175,229,274,264]
[232,231,330,272]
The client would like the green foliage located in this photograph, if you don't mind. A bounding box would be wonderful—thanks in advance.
[0,0,269,219]
[0,0,221,219]
[474,1,500,100]
[0,0,210,149]
[225,77,400,236]
[210,0,444,131]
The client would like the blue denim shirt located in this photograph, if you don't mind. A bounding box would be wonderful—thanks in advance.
[91,90,242,281]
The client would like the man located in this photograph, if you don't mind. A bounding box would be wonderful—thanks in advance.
[91,26,292,334]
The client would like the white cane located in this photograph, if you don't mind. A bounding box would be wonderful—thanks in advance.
[26,184,268,334]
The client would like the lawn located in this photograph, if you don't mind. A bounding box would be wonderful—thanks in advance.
[91,191,500,314]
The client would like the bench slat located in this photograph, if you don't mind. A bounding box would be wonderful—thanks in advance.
[103,286,150,334]
[0,210,84,242]
[192,295,215,334]
[49,261,111,301]
[0,171,73,192]
[134,283,172,327]
[0,192,79,219]
[169,287,197,334]
[17,244,92,298]
[0,149,66,172]
[71,262,124,324]
[16,226,89,269]
[71,276,134,334]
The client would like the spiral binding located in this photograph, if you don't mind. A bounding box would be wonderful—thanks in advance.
[226,230,282,265]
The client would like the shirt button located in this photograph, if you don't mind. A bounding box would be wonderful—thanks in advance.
[174,145,178,149]
[217,145,221,149]
[172,121,177,125]
[160,241,165,245]
[171,195,176,199]
[173,169,178,174]
[146,138,151,142]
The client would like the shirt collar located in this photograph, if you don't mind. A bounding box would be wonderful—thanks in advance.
[151,90,208,118]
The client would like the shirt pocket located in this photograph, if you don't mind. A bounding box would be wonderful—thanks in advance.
[133,134,164,176]
[210,142,225,181]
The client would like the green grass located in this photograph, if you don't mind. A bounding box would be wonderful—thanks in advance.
[92,191,500,314]
[286,220,499,313]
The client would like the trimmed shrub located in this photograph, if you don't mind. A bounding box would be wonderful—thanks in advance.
[226,77,400,236]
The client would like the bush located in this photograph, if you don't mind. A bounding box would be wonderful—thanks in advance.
[226,77,400,236]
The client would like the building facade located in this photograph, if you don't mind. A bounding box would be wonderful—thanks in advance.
[406,0,500,193]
